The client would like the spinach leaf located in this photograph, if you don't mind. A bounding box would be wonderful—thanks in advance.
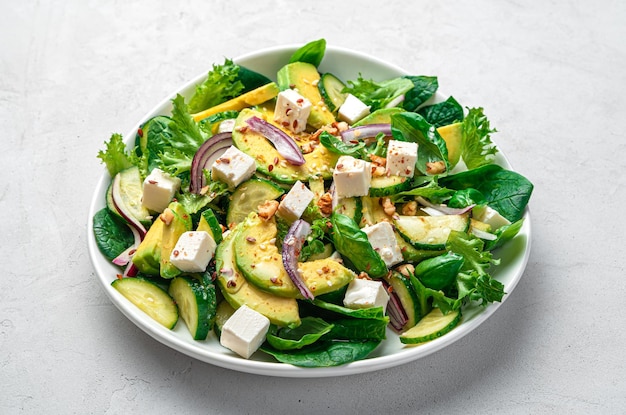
[417,96,464,127]
[484,219,525,251]
[439,164,533,222]
[260,339,380,368]
[391,112,450,175]
[319,131,366,157]
[447,188,486,208]
[389,179,454,204]
[312,298,387,320]
[330,212,387,278]
[92,208,134,261]
[461,107,498,169]
[289,39,326,67]
[327,318,388,341]
[414,252,465,291]
[266,317,334,351]
[402,75,438,112]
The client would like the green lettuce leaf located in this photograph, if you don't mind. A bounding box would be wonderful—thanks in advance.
[188,59,244,114]
[343,75,414,112]
[97,133,136,177]
[461,107,498,169]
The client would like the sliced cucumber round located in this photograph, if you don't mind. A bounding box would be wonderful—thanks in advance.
[334,196,362,224]
[107,166,152,226]
[168,276,216,340]
[319,73,347,113]
[400,307,461,344]
[384,271,421,332]
[226,177,284,226]
[368,175,411,197]
[394,213,470,250]
[197,208,223,244]
[112,277,178,329]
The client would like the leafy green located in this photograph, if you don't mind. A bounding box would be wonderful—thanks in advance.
[484,219,524,251]
[175,171,229,215]
[92,208,134,261]
[311,298,387,320]
[389,179,454,204]
[327,318,388,341]
[319,131,366,157]
[414,252,465,291]
[439,164,533,222]
[139,116,174,175]
[447,188,486,208]
[343,75,414,112]
[402,75,438,112]
[97,133,136,177]
[266,317,334,351]
[417,96,463,127]
[260,339,380,367]
[289,38,326,67]
[159,94,209,176]
[330,212,387,278]
[188,59,244,114]
[391,112,450,175]
[461,107,498,169]
[300,217,331,261]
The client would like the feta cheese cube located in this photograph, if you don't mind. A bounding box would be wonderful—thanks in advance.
[386,140,418,178]
[141,168,182,213]
[170,231,216,273]
[220,305,270,359]
[362,221,403,267]
[277,180,315,222]
[274,89,312,133]
[473,205,511,230]
[211,146,257,189]
[332,155,372,198]
[343,278,389,311]
[338,94,370,124]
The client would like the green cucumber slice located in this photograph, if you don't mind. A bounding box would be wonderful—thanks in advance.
[384,271,421,331]
[400,308,461,344]
[226,177,284,226]
[106,166,152,225]
[168,276,216,340]
[197,208,223,244]
[394,213,470,250]
[319,73,347,113]
[112,278,178,329]
[368,175,411,197]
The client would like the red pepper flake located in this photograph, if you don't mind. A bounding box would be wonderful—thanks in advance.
[137,128,143,137]
[296,98,304,104]
[273,157,279,164]
[246,236,256,243]
[226,279,237,288]
[148,180,157,184]
[282,121,290,127]
[268,164,274,172]
[172,250,180,257]
[292,120,298,129]
[116,274,123,280]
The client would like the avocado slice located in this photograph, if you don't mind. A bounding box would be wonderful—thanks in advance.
[277,61,336,129]
[436,122,462,168]
[232,108,339,184]
[233,213,355,298]
[353,107,404,126]
[215,225,301,328]
[159,202,193,279]
[131,217,164,275]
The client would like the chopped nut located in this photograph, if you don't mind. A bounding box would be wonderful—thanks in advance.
[381,197,396,216]
[257,200,279,221]
[369,154,386,167]
[159,208,175,225]
[401,201,418,216]
[426,160,446,175]
[397,264,415,277]
[317,192,333,216]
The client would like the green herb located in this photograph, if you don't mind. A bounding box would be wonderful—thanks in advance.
[188,59,244,114]
[289,38,326,67]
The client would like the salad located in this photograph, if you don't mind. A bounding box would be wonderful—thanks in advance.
[92,39,533,368]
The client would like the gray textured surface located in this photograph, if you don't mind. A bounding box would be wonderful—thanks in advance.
[2,0,625,413]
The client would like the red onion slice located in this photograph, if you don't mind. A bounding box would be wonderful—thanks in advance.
[282,219,314,300]
[111,173,147,239]
[382,280,409,331]
[190,132,233,194]
[245,116,305,166]
[416,196,475,216]
[112,226,142,266]
[340,124,392,144]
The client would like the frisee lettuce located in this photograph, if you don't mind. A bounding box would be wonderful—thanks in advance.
[461,107,498,169]
[188,59,244,114]
[97,133,136,177]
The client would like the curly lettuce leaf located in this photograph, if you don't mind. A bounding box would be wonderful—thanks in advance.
[97,133,136,177]
[343,75,414,112]
[188,59,244,114]
[461,107,498,169]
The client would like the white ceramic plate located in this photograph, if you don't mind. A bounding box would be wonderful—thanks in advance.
[88,44,531,378]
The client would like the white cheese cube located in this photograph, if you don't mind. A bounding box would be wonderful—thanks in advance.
[277,180,315,222]
[473,205,511,230]
[362,221,403,268]
[141,168,181,213]
[343,278,389,311]
[211,146,257,189]
[332,155,372,198]
[274,89,312,133]
[386,140,418,178]
[217,118,236,133]
[170,231,216,273]
[220,305,270,359]
[338,94,370,124]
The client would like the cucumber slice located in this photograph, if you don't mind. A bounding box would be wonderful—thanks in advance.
[384,271,421,331]
[400,308,461,344]
[197,208,223,244]
[112,278,178,329]
[335,197,362,224]
[394,213,470,250]
[226,177,284,226]
[214,300,236,339]
[368,175,411,197]
[168,276,216,340]
[319,73,347,113]
[106,167,152,225]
